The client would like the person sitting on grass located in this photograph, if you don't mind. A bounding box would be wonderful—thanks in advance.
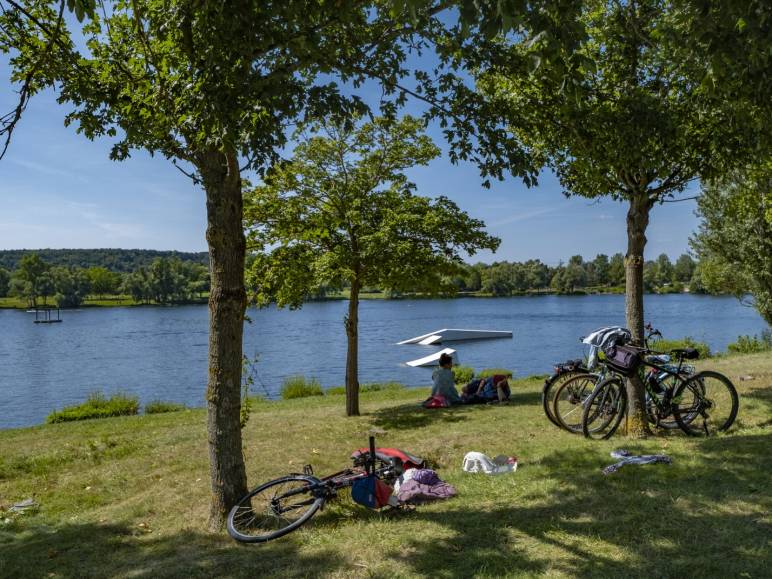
[461,374,510,404]
[427,353,462,405]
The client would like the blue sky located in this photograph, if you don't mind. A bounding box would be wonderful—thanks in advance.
[0,54,700,265]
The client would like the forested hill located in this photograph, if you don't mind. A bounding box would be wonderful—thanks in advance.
[0,249,208,272]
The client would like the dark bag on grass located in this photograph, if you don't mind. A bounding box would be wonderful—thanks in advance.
[603,344,641,375]
[351,475,392,509]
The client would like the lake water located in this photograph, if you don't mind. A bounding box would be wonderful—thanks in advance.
[1,294,768,429]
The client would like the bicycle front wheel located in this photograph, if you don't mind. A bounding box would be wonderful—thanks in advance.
[553,374,601,433]
[227,475,325,543]
[673,371,739,436]
[582,376,627,440]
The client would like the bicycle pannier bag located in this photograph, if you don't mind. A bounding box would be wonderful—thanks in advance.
[351,475,392,509]
[603,345,641,375]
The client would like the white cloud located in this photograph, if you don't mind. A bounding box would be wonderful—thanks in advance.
[489,206,560,227]
[9,158,87,181]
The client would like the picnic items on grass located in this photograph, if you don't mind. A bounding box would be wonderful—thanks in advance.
[602,449,672,475]
[393,468,456,504]
[462,451,518,475]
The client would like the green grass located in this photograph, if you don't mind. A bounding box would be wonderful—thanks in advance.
[728,331,772,354]
[280,375,324,399]
[451,365,475,385]
[649,336,712,359]
[144,400,187,414]
[0,294,208,309]
[1,352,770,577]
[45,392,140,424]
[360,382,404,392]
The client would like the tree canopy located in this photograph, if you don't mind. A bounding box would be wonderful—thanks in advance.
[245,115,499,414]
[465,0,765,436]
[692,165,772,325]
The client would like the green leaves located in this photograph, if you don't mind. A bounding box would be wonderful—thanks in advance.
[692,166,772,324]
[244,115,499,305]
[65,0,96,22]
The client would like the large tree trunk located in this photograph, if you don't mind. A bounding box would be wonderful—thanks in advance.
[199,147,249,531]
[344,279,360,416]
[624,192,653,438]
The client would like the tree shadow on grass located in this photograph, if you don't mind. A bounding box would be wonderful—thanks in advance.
[371,402,477,431]
[371,391,541,431]
[0,521,344,578]
[384,432,772,577]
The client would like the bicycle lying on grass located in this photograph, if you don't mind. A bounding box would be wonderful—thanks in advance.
[227,437,422,543]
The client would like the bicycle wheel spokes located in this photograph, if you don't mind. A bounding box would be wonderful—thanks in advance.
[543,371,591,428]
[228,476,324,543]
[553,374,600,433]
[674,371,739,436]
[582,377,627,440]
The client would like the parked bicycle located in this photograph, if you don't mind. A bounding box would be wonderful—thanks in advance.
[580,342,738,439]
[549,325,738,438]
[227,437,422,543]
[541,359,594,429]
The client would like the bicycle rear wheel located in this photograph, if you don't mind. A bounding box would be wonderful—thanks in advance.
[673,371,739,436]
[553,374,601,433]
[542,370,591,428]
[582,376,627,440]
[227,475,324,543]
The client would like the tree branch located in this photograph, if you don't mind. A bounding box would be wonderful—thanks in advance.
[0,0,67,160]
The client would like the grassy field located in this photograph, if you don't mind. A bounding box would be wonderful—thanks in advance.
[1,353,770,578]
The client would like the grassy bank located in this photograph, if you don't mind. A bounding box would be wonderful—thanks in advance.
[1,353,770,578]
[0,295,207,309]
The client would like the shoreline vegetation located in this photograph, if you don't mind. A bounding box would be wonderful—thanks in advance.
[30,336,770,429]
[1,351,769,577]
[0,249,733,310]
[0,285,722,310]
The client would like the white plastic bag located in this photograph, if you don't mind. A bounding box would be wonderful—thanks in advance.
[462,452,517,475]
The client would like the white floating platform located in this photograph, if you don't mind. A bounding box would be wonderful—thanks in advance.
[406,348,459,367]
[398,328,512,345]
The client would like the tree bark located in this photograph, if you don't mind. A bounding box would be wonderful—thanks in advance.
[199,146,249,531]
[624,192,653,438]
[345,279,360,416]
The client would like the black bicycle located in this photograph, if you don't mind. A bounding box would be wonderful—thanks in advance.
[227,437,415,543]
[551,325,696,434]
[581,345,739,439]
[542,359,593,429]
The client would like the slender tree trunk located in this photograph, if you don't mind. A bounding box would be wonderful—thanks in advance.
[199,147,249,531]
[625,192,653,438]
[345,279,360,416]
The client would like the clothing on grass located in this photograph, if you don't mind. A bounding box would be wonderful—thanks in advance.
[396,479,456,504]
[602,449,672,475]
[393,468,441,493]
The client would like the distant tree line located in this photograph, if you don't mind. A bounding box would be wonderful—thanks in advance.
[0,253,209,308]
[448,253,702,296]
[0,249,730,307]
[0,249,208,273]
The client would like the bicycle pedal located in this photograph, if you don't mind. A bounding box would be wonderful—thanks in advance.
[303,464,314,476]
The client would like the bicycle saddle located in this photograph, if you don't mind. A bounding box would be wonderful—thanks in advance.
[670,347,699,359]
